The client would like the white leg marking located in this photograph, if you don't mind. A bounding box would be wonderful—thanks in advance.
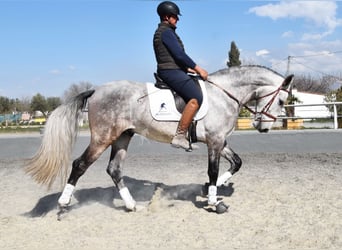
[208,185,217,205]
[216,171,233,186]
[58,184,75,206]
[119,187,136,211]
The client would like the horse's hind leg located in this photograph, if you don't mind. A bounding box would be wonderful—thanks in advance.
[106,130,136,211]
[216,142,242,186]
[58,141,110,208]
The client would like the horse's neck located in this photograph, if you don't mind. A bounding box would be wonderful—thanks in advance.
[233,84,258,105]
[209,69,281,106]
[209,75,258,105]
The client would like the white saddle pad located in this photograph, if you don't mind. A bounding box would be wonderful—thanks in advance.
[146,80,208,121]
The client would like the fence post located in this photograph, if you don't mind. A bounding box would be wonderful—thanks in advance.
[333,104,338,130]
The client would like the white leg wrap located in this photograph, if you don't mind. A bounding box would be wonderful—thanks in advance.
[208,185,217,205]
[216,171,233,186]
[58,184,75,206]
[119,187,136,211]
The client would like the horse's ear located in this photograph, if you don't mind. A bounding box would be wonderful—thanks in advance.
[282,74,294,91]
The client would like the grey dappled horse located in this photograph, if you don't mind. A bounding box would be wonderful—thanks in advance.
[26,65,293,215]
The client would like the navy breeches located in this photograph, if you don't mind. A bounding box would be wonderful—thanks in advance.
[158,69,203,106]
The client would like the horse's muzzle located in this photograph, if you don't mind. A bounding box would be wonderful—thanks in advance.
[253,120,270,133]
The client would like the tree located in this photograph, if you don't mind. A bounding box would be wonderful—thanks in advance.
[293,74,333,94]
[31,93,48,118]
[227,41,241,68]
[17,96,31,112]
[227,41,246,117]
[0,96,12,113]
[63,81,93,103]
[47,97,61,111]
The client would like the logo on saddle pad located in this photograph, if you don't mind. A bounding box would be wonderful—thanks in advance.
[146,81,208,121]
[158,103,170,114]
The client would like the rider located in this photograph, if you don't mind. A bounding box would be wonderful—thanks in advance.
[153,1,208,150]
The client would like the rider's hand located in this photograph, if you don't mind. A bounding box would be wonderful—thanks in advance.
[187,68,197,74]
[194,65,208,81]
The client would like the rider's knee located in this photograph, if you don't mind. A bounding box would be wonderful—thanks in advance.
[197,95,203,107]
[191,92,203,107]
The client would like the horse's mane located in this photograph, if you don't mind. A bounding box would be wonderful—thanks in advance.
[210,65,284,78]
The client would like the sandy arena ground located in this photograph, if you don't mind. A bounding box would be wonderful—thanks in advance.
[0,132,341,249]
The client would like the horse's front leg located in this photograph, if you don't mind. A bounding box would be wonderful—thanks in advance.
[216,142,242,186]
[106,130,136,211]
[207,148,220,205]
[207,144,229,213]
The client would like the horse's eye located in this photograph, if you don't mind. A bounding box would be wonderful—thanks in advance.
[279,99,284,106]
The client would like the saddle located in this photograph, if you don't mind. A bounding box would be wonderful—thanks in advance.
[150,73,207,145]
[153,73,202,114]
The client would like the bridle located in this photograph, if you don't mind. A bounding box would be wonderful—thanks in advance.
[247,86,289,122]
[207,79,289,123]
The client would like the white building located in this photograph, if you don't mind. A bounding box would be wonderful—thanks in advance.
[292,89,331,119]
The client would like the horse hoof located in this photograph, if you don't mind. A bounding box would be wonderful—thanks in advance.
[216,201,229,214]
[126,206,137,212]
[57,205,69,221]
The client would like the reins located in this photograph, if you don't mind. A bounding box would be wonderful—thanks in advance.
[207,79,288,122]
[206,79,241,107]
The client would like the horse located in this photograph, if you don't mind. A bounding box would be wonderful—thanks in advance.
[25,65,294,216]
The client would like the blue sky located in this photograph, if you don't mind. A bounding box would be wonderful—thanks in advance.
[1,0,342,98]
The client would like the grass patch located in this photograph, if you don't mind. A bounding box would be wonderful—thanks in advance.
[0,126,43,133]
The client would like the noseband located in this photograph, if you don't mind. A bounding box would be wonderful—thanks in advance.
[208,80,288,123]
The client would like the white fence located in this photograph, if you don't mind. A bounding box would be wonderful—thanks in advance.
[281,102,342,130]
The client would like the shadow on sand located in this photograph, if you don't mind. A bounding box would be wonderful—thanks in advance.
[24,176,235,217]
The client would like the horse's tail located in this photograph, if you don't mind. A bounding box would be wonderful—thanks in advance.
[25,90,95,189]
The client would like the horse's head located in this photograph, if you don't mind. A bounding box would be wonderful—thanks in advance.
[252,74,294,133]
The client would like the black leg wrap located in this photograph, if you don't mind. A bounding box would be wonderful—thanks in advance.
[188,121,198,143]
[185,121,198,152]
[229,153,242,175]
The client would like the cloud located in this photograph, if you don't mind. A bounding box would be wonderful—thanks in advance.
[68,65,76,71]
[49,69,61,75]
[49,66,76,75]
[242,38,342,77]
[256,49,270,57]
[301,33,324,41]
[249,1,342,40]
[285,42,342,75]
[288,39,342,57]
[282,30,294,38]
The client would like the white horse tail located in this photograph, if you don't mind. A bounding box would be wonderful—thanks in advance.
[25,90,95,189]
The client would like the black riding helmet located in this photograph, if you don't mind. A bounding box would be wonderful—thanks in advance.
[157,1,181,18]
